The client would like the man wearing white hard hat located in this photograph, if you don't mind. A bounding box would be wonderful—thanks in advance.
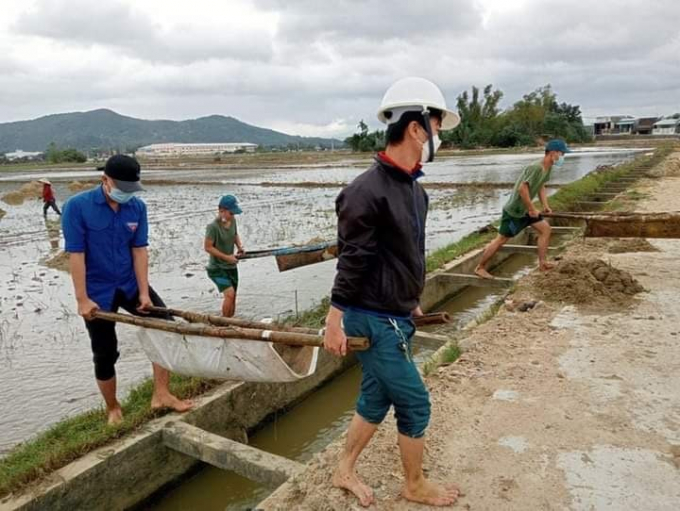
[323,77,461,507]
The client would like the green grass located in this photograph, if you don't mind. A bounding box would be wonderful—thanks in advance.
[0,375,217,498]
[422,342,462,376]
[425,230,496,272]
[440,343,461,364]
[283,296,331,329]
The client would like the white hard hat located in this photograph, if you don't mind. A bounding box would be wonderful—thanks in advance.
[377,77,461,130]
[38,178,51,185]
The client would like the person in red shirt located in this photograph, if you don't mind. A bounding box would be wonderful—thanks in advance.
[39,179,61,217]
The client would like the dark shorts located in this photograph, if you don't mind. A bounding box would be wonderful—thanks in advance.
[207,267,239,292]
[499,210,544,237]
[343,309,431,439]
[84,287,168,381]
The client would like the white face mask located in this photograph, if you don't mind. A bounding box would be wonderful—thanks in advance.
[421,134,441,163]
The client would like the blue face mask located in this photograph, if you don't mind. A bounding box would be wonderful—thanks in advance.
[554,155,565,167]
[107,185,135,204]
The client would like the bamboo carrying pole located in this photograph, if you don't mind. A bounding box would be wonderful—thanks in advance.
[148,306,323,335]
[545,211,680,221]
[544,211,680,238]
[413,312,452,327]
[149,307,451,331]
[92,311,370,351]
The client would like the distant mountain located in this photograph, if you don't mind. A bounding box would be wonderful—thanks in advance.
[0,109,342,153]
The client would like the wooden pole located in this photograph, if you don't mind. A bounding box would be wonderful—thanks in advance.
[149,307,451,335]
[152,306,451,331]
[545,211,680,221]
[412,312,451,327]
[148,306,323,335]
[93,311,370,351]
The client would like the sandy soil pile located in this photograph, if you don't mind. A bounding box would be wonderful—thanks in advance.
[68,181,94,192]
[529,258,644,306]
[608,238,659,254]
[1,181,43,205]
[41,251,70,272]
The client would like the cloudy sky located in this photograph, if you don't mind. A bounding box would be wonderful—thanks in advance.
[0,0,678,137]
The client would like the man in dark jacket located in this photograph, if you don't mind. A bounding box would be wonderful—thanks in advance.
[323,77,461,507]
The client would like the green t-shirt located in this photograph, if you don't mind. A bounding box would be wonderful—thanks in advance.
[206,219,238,270]
[503,162,552,218]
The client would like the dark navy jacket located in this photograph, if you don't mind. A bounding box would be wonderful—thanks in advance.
[331,153,428,317]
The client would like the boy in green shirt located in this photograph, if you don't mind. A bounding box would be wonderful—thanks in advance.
[475,139,570,279]
[204,195,244,316]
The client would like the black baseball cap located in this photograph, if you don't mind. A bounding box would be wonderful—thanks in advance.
[99,155,144,193]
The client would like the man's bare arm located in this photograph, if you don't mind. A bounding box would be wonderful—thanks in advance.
[69,253,98,319]
[204,238,238,264]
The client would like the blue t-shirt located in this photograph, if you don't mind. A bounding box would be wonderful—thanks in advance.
[62,185,149,311]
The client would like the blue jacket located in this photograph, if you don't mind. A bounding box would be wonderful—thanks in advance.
[62,185,148,311]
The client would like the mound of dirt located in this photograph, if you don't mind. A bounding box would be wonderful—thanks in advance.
[608,238,659,254]
[68,181,95,192]
[530,258,644,306]
[1,181,43,205]
[41,251,70,272]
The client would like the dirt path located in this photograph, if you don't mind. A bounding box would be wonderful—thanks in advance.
[261,170,680,510]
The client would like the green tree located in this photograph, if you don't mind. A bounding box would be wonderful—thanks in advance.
[442,85,503,148]
[345,120,385,152]
[45,143,87,163]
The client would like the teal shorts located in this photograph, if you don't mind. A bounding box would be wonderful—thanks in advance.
[207,268,239,292]
[499,210,543,237]
[343,308,431,438]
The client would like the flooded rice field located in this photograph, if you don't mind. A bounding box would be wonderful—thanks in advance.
[0,148,640,455]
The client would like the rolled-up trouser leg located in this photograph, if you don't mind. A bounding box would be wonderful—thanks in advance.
[85,317,120,381]
[346,309,431,438]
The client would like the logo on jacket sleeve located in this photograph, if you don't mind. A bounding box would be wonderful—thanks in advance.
[126,222,138,232]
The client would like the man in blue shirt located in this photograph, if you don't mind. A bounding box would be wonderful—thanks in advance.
[62,155,192,425]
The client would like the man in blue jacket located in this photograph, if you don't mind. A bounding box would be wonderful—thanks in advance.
[323,78,461,507]
[62,155,192,425]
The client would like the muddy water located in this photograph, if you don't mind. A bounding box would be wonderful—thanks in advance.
[146,252,539,510]
[0,149,638,455]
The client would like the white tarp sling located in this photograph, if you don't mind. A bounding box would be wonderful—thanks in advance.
[137,329,319,383]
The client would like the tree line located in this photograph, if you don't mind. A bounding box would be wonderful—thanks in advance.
[345,84,591,151]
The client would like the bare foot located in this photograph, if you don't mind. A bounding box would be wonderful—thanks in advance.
[107,404,123,426]
[151,393,194,413]
[539,261,556,272]
[474,266,495,279]
[402,478,460,507]
[332,468,375,507]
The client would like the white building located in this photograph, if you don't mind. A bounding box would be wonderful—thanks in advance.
[652,118,680,136]
[4,149,43,161]
[136,142,258,157]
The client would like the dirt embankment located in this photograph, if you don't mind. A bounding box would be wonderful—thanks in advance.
[68,181,95,192]
[41,251,70,272]
[1,181,43,205]
[649,151,680,177]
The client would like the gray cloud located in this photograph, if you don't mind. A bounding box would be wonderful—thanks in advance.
[257,0,482,43]
[1,0,679,134]
[13,0,273,63]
